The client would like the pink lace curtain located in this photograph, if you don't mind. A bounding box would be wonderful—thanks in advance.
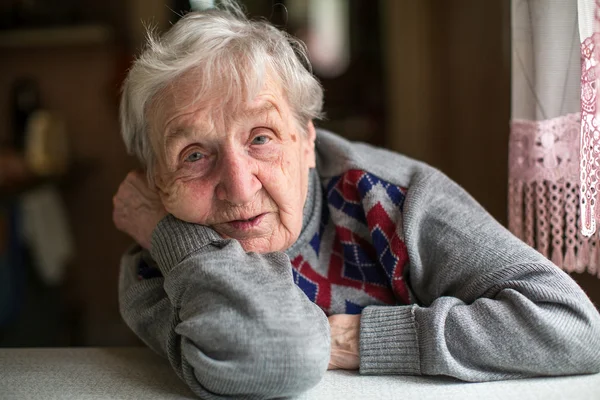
[509,0,600,278]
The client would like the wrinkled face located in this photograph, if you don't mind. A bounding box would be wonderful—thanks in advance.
[148,73,316,253]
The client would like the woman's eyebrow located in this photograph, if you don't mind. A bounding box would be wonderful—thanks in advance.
[164,127,196,148]
[163,104,281,148]
[243,102,280,119]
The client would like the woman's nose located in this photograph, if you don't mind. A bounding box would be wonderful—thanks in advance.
[215,151,261,205]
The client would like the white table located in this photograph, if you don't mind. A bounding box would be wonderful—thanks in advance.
[1,347,599,399]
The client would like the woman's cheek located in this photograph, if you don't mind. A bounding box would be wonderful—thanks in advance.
[165,180,213,224]
[251,144,283,164]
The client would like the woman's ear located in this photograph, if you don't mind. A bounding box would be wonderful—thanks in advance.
[304,120,317,168]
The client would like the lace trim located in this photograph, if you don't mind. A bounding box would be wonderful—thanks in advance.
[509,114,580,183]
[580,32,600,237]
[508,114,600,277]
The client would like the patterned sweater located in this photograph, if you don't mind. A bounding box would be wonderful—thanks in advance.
[120,130,600,399]
[290,169,411,314]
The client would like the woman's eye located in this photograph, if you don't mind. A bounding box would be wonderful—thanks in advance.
[251,135,270,145]
[184,151,204,163]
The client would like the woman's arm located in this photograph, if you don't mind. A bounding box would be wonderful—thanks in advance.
[114,171,330,398]
[358,169,600,381]
[119,216,330,399]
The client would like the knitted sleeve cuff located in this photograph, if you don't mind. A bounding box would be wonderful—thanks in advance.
[359,305,421,375]
[150,214,222,275]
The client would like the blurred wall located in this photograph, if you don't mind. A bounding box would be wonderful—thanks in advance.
[0,41,140,344]
[382,0,511,224]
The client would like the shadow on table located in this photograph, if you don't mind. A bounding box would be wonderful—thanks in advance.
[93,347,197,399]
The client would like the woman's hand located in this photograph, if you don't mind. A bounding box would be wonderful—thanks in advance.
[113,170,167,249]
[327,314,361,370]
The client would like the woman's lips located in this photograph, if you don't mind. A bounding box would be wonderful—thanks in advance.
[227,213,267,231]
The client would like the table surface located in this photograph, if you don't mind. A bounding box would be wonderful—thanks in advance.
[1,347,599,400]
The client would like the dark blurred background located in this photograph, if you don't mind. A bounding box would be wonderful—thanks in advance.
[0,0,597,348]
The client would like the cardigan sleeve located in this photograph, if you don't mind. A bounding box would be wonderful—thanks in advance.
[118,215,330,399]
[358,168,600,381]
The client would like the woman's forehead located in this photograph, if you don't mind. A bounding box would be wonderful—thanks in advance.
[157,91,285,132]
[148,79,291,150]
[154,70,286,120]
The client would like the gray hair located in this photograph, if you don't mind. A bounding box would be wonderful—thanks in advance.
[119,0,324,179]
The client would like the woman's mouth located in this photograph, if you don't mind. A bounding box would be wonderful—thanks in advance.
[228,213,267,230]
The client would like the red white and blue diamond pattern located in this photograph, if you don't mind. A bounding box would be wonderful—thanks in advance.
[291,170,410,315]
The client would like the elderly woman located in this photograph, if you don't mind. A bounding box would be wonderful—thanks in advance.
[113,1,600,399]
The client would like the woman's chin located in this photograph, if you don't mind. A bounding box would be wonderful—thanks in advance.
[169,211,297,253]
[229,231,294,254]
[223,237,273,253]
